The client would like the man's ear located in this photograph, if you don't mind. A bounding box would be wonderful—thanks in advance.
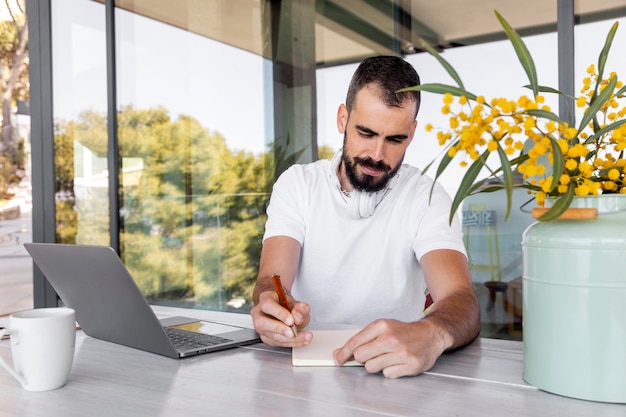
[336,104,348,134]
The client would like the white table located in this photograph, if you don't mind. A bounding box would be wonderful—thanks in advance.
[1,307,623,416]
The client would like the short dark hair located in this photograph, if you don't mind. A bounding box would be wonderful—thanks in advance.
[345,55,421,118]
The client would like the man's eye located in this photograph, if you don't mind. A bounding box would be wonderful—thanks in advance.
[388,138,404,144]
[359,132,375,138]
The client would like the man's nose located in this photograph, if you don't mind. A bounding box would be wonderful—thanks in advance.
[368,139,385,161]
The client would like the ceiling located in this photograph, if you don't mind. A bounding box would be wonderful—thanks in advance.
[113,0,626,67]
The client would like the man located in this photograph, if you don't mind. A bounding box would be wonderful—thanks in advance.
[251,55,480,378]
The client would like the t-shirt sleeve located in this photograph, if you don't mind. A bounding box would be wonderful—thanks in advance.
[263,166,307,245]
[412,181,467,261]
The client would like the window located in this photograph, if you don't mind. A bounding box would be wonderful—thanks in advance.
[26,0,626,340]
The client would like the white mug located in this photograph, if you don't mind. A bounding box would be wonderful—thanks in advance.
[0,307,76,392]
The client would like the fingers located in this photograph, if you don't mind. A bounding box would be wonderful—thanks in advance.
[259,330,312,347]
[333,320,436,378]
[291,301,310,329]
[251,291,312,347]
[333,320,390,365]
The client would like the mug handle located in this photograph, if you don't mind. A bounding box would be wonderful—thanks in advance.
[0,328,27,386]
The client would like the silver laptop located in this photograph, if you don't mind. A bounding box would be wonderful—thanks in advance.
[24,243,260,359]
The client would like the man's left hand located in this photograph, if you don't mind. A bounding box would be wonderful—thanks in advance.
[332,318,447,378]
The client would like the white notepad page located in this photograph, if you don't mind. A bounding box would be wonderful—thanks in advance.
[292,329,363,367]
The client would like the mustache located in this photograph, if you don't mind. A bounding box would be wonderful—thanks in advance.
[353,157,391,173]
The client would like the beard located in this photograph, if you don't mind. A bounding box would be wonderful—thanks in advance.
[342,135,403,193]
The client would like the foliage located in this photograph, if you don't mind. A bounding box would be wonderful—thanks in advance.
[0,1,27,196]
[0,154,13,197]
[402,11,626,222]
[54,106,317,312]
[0,0,28,170]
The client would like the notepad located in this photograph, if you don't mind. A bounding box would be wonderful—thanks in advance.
[292,329,364,367]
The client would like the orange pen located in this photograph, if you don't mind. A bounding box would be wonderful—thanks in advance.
[271,274,298,337]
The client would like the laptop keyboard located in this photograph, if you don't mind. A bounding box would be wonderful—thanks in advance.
[165,327,232,350]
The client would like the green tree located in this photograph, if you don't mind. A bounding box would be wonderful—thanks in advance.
[55,105,316,312]
[0,0,28,171]
[53,120,78,244]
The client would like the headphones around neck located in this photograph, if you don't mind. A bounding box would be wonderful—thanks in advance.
[348,189,377,219]
[330,150,394,219]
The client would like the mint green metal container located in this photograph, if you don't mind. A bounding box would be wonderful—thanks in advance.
[522,195,626,403]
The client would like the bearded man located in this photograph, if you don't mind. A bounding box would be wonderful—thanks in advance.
[251,55,480,378]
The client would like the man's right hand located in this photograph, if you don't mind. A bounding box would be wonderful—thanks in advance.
[250,290,313,347]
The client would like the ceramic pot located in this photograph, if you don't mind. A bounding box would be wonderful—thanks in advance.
[521,195,626,403]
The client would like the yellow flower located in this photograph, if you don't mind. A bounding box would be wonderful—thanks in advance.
[523,117,536,131]
[579,161,593,177]
[540,177,553,193]
[564,127,578,140]
[425,123,433,132]
[437,131,451,145]
[523,163,537,176]
[608,168,621,181]
[575,183,591,196]
[565,159,578,171]
[536,164,546,175]
[535,191,546,206]
[420,25,626,220]
[604,181,618,192]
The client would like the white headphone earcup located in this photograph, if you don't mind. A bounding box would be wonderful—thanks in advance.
[348,190,376,219]
[348,192,360,219]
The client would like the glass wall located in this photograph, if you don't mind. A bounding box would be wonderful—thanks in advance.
[51,0,109,245]
[114,7,269,311]
[29,0,626,339]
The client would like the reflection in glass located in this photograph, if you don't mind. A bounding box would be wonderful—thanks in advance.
[52,0,109,245]
[115,8,270,312]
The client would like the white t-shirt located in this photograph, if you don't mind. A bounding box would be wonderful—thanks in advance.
[263,151,466,326]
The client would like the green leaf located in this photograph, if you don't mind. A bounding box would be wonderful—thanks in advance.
[615,85,626,97]
[578,76,617,134]
[507,152,530,166]
[495,144,514,220]
[428,147,457,204]
[466,177,495,194]
[597,22,619,83]
[495,10,538,97]
[468,151,529,182]
[421,137,459,176]
[418,38,467,91]
[400,83,478,101]
[434,151,455,180]
[547,135,564,193]
[584,119,626,144]
[523,84,574,99]
[448,151,489,224]
[536,184,575,221]
[525,109,565,124]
